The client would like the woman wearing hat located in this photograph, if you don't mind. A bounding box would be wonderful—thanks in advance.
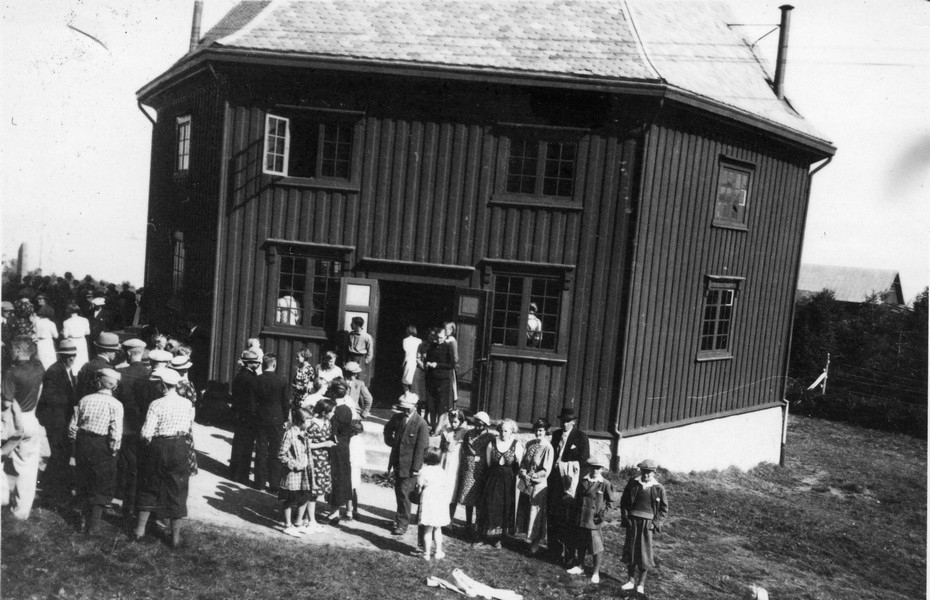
[456,411,494,537]
[517,417,555,555]
[619,458,669,595]
[169,355,198,476]
[133,368,196,548]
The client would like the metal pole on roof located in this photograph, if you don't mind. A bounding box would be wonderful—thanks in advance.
[773,5,794,100]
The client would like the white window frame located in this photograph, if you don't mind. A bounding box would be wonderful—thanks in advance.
[176,115,191,172]
[263,114,290,176]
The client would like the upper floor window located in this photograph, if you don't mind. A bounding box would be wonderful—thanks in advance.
[713,161,753,229]
[263,111,358,182]
[176,115,191,172]
[697,277,743,361]
[491,273,562,351]
[172,231,185,294]
[505,135,577,199]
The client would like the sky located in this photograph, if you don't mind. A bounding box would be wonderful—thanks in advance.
[1,0,928,300]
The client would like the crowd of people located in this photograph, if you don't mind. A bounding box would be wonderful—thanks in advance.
[1,279,670,593]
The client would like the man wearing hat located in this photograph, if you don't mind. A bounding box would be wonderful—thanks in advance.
[133,368,195,548]
[89,295,114,342]
[229,350,261,484]
[619,458,669,595]
[383,391,430,536]
[76,331,121,399]
[2,335,47,519]
[36,339,80,500]
[344,362,373,419]
[252,353,289,492]
[547,405,590,563]
[68,367,124,534]
[116,339,152,527]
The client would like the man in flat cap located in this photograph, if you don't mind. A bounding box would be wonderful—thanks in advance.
[36,339,79,501]
[116,338,152,527]
[619,458,669,596]
[383,391,430,536]
[229,350,261,484]
[69,368,123,534]
[76,332,121,399]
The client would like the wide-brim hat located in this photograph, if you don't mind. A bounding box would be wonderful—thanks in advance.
[344,361,362,374]
[471,411,491,426]
[94,331,120,351]
[56,339,78,355]
[170,355,193,371]
[557,407,577,422]
[397,392,419,409]
[637,458,659,471]
[240,350,261,364]
[151,368,181,386]
[148,349,174,364]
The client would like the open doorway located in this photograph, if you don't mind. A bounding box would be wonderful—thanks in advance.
[371,281,456,407]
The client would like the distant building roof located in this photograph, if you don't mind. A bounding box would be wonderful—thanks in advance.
[797,264,905,305]
[140,0,833,154]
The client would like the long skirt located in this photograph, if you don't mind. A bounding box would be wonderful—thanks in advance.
[440,446,462,505]
[74,432,117,507]
[137,436,190,519]
[622,516,656,570]
[328,440,352,506]
[516,484,548,546]
[478,464,516,541]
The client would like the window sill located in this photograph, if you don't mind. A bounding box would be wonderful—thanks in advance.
[695,351,734,363]
[263,174,360,193]
[261,325,330,341]
[711,220,748,232]
[490,193,583,212]
[489,348,568,364]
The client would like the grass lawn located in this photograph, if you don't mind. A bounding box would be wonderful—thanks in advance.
[2,415,926,600]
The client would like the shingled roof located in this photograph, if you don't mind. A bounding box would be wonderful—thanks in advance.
[797,264,905,305]
[141,0,833,151]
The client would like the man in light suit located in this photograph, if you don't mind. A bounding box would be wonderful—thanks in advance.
[383,391,430,536]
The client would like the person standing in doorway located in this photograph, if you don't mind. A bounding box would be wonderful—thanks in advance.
[401,325,422,393]
[345,317,373,382]
[424,327,454,434]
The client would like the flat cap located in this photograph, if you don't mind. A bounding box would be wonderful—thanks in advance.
[121,338,146,349]
[148,349,173,363]
[151,368,181,386]
[637,458,659,471]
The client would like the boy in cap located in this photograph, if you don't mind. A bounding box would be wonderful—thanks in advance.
[69,368,124,534]
[619,458,669,595]
[566,456,617,583]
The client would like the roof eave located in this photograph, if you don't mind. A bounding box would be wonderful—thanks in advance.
[137,47,835,157]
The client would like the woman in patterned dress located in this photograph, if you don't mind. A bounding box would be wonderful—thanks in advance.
[304,397,336,528]
[290,348,315,411]
[479,419,525,548]
[277,408,313,536]
[169,354,198,475]
[517,417,555,554]
[456,411,494,536]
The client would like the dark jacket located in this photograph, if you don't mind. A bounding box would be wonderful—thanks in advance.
[231,367,258,420]
[253,371,290,427]
[117,361,152,435]
[384,411,430,478]
[620,477,669,530]
[574,476,618,529]
[36,361,77,430]
[89,308,114,341]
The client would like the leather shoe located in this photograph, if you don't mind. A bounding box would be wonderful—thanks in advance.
[391,527,407,536]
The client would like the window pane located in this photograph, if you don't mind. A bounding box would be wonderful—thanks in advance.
[309,260,340,328]
[506,138,539,194]
[699,284,736,354]
[264,116,288,175]
[542,141,575,197]
[492,276,523,347]
[276,256,306,325]
[714,165,750,224]
[530,277,561,350]
[320,123,353,179]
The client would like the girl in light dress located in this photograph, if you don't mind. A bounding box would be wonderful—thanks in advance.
[417,447,450,560]
[401,325,422,392]
[439,409,469,521]
[34,305,59,369]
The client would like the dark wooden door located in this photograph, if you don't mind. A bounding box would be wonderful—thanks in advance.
[453,287,491,413]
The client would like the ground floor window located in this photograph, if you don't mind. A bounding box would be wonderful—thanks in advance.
[271,253,342,333]
[491,274,562,351]
[697,276,743,360]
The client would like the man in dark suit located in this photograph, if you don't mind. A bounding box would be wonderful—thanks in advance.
[547,406,591,563]
[229,350,260,485]
[383,391,430,536]
[76,332,120,398]
[252,353,289,492]
[36,339,79,500]
[89,296,114,341]
[116,339,151,527]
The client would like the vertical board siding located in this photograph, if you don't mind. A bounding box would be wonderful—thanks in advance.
[618,118,813,432]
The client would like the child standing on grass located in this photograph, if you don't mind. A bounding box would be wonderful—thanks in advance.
[565,457,616,583]
[417,447,450,560]
[619,458,669,595]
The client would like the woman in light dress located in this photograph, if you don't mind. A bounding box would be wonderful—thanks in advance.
[439,409,469,521]
[517,417,555,554]
[402,325,422,393]
[61,302,90,373]
[34,305,59,369]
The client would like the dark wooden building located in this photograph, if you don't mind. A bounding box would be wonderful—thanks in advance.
[138,0,834,469]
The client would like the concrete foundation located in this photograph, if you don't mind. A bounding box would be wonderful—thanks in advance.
[596,406,784,473]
